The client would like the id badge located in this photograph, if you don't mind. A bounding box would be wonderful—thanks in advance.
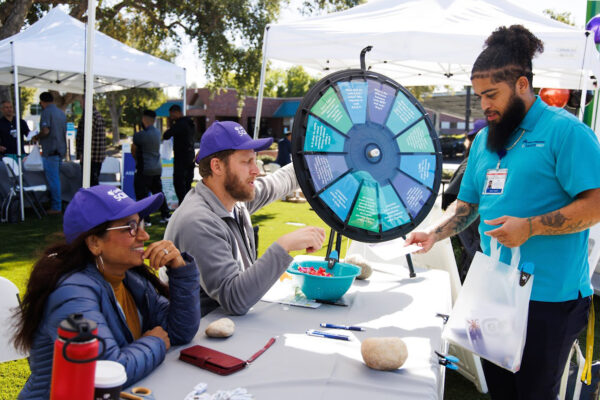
[483,168,507,195]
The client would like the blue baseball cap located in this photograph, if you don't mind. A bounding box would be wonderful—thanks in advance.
[468,119,486,136]
[63,185,164,243]
[195,121,273,162]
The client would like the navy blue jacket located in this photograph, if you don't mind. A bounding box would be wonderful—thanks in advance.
[19,254,200,399]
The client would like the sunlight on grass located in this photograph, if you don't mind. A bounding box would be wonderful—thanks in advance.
[2,200,595,400]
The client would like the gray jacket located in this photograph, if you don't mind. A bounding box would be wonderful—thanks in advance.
[165,163,297,316]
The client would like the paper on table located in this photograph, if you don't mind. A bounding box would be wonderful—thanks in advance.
[261,277,321,308]
[367,237,422,261]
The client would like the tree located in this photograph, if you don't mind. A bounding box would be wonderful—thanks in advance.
[407,86,436,102]
[0,0,363,126]
[263,66,318,98]
[543,9,575,26]
[94,12,174,143]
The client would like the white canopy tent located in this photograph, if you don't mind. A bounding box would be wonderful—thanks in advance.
[255,0,600,137]
[0,8,185,93]
[0,8,186,220]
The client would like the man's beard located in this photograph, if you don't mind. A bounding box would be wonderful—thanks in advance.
[224,166,255,202]
[486,94,527,152]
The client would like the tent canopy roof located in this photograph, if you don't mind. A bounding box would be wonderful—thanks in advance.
[0,8,185,93]
[265,0,600,89]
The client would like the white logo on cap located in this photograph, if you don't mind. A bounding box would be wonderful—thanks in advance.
[107,189,128,202]
[234,126,247,137]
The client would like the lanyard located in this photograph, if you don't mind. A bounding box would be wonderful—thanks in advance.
[495,129,525,169]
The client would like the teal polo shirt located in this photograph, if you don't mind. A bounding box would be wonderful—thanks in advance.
[458,96,600,302]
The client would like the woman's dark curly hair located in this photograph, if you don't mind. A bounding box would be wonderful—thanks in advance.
[471,25,544,88]
[12,224,169,353]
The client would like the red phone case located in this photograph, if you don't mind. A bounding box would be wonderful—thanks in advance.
[179,337,276,376]
[179,345,247,375]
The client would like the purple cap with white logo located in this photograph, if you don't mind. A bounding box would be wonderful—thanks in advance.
[468,119,486,136]
[195,121,273,162]
[63,185,164,243]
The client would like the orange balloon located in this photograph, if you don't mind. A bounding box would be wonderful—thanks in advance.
[539,88,570,108]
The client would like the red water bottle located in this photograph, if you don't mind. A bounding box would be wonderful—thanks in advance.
[50,313,106,400]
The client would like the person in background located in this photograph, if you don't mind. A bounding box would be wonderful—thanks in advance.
[13,185,201,399]
[406,25,600,399]
[162,104,195,205]
[38,92,66,215]
[441,118,486,281]
[76,105,106,186]
[0,100,29,158]
[274,128,292,167]
[132,109,170,224]
[165,121,325,316]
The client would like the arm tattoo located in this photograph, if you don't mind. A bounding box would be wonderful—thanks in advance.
[434,201,479,240]
[539,211,594,234]
[540,212,567,228]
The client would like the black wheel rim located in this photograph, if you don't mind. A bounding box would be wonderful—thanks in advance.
[292,69,442,243]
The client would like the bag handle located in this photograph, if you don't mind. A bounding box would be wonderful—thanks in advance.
[489,237,501,261]
[490,237,521,270]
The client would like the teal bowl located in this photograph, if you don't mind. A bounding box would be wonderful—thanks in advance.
[287,260,361,301]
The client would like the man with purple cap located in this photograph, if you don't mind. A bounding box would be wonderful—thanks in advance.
[165,121,326,316]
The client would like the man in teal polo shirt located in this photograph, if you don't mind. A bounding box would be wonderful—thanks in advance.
[406,25,600,399]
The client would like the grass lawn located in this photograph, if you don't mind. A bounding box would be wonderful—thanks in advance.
[0,201,598,399]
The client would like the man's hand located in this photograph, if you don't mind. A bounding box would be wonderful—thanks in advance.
[143,326,171,349]
[484,216,529,248]
[404,230,436,253]
[276,226,326,253]
[0,145,6,153]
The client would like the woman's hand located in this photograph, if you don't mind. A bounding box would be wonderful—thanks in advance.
[143,240,186,270]
[143,326,171,350]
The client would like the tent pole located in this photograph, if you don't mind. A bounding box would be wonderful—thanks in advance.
[464,86,471,133]
[254,25,270,140]
[591,87,599,133]
[82,0,96,188]
[578,32,591,122]
[182,68,187,116]
[11,41,25,221]
[578,78,589,122]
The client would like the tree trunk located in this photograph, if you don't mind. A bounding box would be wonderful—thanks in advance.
[0,86,10,105]
[49,90,81,112]
[0,0,34,113]
[0,0,34,40]
[106,92,123,145]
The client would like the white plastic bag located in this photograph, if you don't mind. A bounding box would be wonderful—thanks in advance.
[23,144,44,171]
[442,238,534,372]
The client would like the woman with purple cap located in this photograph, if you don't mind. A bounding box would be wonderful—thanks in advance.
[13,185,201,399]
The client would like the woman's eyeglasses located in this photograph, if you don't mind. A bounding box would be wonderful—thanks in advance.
[106,219,145,237]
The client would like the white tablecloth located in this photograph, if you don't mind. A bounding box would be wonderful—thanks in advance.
[132,259,451,399]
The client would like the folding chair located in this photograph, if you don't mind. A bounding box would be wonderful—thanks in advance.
[2,157,47,219]
[98,156,122,187]
[0,277,28,363]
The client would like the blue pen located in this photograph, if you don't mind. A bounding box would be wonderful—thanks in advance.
[306,329,350,341]
[320,323,365,332]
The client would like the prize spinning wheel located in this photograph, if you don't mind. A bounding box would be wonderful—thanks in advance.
[292,69,442,244]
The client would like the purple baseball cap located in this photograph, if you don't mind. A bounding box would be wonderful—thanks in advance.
[468,119,486,136]
[195,121,273,162]
[63,185,164,243]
